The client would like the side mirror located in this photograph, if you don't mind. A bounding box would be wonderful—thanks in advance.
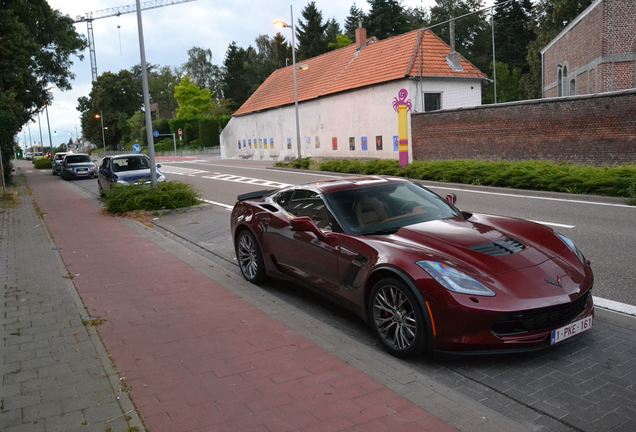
[156,163,162,168]
[289,216,329,242]
[92,159,97,163]
[445,193,457,205]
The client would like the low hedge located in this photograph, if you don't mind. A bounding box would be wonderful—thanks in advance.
[34,158,53,169]
[275,159,636,201]
[104,181,200,214]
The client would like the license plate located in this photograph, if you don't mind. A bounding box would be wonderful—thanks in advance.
[550,316,592,344]
[77,168,88,173]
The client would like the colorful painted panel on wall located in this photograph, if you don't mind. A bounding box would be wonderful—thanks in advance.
[315,136,320,149]
[349,137,355,151]
[393,88,412,167]
[269,138,274,149]
[287,138,292,149]
[248,139,252,149]
[376,136,383,151]
[361,136,368,151]
[393,136,399,152]
[332,137,338,150]
[242,139,246,149]
[237,140,241,149]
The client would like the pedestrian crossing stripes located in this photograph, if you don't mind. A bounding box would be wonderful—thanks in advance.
[159,165,208,176]
[201,174,290,188]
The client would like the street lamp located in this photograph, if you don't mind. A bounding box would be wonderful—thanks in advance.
[95,111,106,153]
[274,5,302,159]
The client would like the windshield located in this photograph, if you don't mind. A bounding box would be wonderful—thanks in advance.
[111,156,150,172]
[65,155,91,164]
[323,181,459,235]
[54,154,66,161]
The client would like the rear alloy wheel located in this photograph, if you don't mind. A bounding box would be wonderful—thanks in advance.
[236,229,266,284]
[370,278,426,357]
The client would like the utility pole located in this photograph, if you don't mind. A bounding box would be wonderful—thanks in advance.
[491,7,497,104]
[45,105,53,154]
[37,113,44,154]
[135,0,158,186]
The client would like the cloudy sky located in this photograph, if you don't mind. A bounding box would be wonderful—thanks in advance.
[20,0,492,148]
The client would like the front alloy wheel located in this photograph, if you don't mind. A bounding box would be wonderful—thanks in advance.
[370,278,426,357]
[236,230,265,284]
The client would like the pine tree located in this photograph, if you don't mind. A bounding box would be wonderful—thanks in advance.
[296,1,328,60]
[325,18,341,48]
[494,0,534,74]
[430,0,490,71]
[222,42,252,111]
[366,0,409,40]
[344,3,366,39]
[403,5,430,31]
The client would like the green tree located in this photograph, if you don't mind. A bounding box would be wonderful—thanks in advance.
[149,66,180,118]
[77,70,142,148]
[344,3,366,39]
[484,61,525,103]
[182,46,223,98]
[296,1,328,60]
[494,0,534,73]
[174,76,215,120]
[0,0,85,182]
[271,33,293,69]
[403,5,430,30]
[522,0,593,98]
[430,0,490,72]
[366,0,409,40]
[328,34,353,51]
[325,18,341,47]
[222,42,255,111]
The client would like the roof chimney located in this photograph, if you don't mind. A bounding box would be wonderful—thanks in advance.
[445,17,463,71]
[355,25,367,50]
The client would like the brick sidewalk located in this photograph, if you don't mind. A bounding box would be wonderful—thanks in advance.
[26,171,458,432]
[0,178,141,432]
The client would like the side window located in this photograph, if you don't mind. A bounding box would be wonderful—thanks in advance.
[100,158,109,170]
[286,189,334,231]
[274,190,293,208]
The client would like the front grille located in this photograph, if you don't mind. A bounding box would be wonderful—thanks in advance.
[471,237,525,256]
[492,291,590,335]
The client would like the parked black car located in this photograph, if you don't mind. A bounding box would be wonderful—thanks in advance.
[61,154,97,180]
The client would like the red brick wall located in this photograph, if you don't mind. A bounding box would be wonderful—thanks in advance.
[543,2,603,95]
[411,90,636,165]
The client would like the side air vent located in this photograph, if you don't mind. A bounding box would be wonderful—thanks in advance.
[471,238,525,256]
[259,204,278,212]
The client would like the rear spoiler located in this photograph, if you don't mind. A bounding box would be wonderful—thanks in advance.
[237,189,276,202]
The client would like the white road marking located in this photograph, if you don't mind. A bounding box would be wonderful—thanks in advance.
[175,162,339,178]
[201,174,290,188]
[426,185,634,208]
[594,296,636,317]
[160,165,208,176]
[529,220,575,229]
[201,198,233,210]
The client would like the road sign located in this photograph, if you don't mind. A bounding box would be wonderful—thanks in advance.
[178,128,183,141]
[132,143,141,153]
[153,130,160,138]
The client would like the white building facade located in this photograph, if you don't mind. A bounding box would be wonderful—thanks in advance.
[221,78,482,161]
[220,28,485,161]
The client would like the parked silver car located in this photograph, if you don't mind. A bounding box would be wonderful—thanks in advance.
[61,154,98,180]
[97,154,165,196]
[52,152,70,175]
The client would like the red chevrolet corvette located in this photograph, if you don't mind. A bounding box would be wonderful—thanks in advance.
[231,176,594,357]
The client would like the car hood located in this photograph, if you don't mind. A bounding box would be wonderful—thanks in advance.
[368,215,555,277]
[116,169,161,182]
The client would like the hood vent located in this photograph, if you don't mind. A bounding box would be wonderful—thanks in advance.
[471,238,525,256]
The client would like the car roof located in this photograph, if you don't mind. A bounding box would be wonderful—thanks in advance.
[112,153,148,158]
[291,176,411,194]
[64,153,89,157]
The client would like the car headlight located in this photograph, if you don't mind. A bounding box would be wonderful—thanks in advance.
[416,261,495,297]
[116,179,130,184]
[555,232,586,264]
[157,174,166,182]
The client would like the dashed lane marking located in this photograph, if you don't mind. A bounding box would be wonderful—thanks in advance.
[201,199,233,210]
[529,220,575,229]
[160,165,208,176]
[201,174,290,188]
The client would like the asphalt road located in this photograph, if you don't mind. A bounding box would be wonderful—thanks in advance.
[70,155,635,306]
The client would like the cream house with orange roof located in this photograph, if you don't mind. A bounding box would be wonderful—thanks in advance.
[220,27,485,161]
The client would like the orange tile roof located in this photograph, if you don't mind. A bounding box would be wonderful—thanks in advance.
[233,29,485,117]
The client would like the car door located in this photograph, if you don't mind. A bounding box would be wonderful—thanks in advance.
[98,157,111,191]
[265,189,341,293]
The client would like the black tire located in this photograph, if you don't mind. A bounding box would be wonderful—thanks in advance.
[235,229,266,284]
[369,277,427,358]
